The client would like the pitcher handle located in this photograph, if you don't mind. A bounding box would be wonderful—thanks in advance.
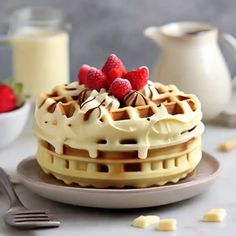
[220,33,236,83]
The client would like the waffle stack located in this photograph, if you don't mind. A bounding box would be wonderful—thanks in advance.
[34,81,204,188]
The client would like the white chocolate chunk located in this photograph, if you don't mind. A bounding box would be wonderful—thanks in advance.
[203,208,227,222]
[132,215,160,228]
[219,140,236,152]
[156,218,177,231]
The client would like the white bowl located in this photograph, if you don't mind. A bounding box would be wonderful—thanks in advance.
[0,101,31,148]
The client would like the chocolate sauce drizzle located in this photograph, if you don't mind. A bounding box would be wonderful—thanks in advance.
[148,83,154,98]
[65,87,77,91]
[83,99,106,121]
[80,97,96,109]
[78,89,92,107]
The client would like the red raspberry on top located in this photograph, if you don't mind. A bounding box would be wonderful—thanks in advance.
[0,84,17,113]
[86,67,107,91]
[102,54,126,86]
[124,66,149,91]
[109,78,132,99]
[78,64,90,85]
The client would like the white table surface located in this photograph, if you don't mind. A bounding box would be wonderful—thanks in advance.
[0,113,236,236]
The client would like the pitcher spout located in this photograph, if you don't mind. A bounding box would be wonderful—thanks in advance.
[144,26,162,45]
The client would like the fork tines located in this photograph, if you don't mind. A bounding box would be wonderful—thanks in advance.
[5,210,60,229]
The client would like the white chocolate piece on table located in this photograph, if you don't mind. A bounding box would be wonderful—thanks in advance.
[219,140,236,152]
[132,215,160,228]
[203,208,227,222]
[156,218,177,231]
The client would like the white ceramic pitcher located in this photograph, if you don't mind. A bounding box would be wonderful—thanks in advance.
[144,22,236,121]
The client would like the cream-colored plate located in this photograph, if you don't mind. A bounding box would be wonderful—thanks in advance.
[17,152,221,209]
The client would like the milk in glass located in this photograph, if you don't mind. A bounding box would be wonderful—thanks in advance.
[11,27,69,98]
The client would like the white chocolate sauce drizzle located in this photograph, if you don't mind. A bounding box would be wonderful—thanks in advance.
[34,81,204,159]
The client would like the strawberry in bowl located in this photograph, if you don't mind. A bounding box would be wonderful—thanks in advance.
[0,82,30,148]
[0,84,17,113]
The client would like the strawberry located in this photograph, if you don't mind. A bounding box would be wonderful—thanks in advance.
[78,64,90,85]
[124,66,149,91]
[109,78,132,99]
[0,84,17,113]
[86,67,107,91]
[102,54,126,85]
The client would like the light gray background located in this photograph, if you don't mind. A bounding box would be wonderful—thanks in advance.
[0,0,236,81]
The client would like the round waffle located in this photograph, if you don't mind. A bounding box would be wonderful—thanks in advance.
[33,81,204,188]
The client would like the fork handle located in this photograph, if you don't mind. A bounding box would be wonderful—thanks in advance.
[0,168,24,208]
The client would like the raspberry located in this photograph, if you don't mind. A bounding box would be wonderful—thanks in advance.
[109,78,132,99]
[86,67,107,91]
[0,84,16,113]
[78,64,90,85]
[102,54,126,85]
[124,66,149,91]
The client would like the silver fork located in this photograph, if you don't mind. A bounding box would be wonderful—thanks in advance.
[0,168,60,229]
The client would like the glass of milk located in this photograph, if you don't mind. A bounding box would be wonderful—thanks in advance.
[1,7,70,99]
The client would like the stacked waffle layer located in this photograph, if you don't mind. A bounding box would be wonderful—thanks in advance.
[33,81,204,188]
